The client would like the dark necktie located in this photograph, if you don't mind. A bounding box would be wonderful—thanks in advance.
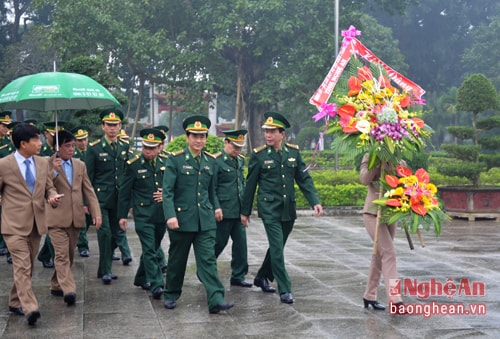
[24,159,35,193]
[111,142,117,152]
[195,155,200,165]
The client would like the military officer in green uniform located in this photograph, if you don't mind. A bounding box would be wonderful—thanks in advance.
[37,121,68,269]
[241,112,323,304]
[118,128,168,299]
[162,115,234,314]
[153,125,170,157]
[72,126,92,257]
[85,108,132,284]
[0,111,15,259]
[213,129,252,287]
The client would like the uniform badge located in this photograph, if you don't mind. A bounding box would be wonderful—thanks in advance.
[99,153,108,157]
[182,165,193,170]
[288,157,296,162]
[138,169,147,173]
[264,160,274,164]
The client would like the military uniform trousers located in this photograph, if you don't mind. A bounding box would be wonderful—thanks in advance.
[77,213,92,252]
[96,205,122,277]
[165,228,225,309]
[256,219,294,294]
[111,224,131,260]
[134,220,167,291]
[37,234,55,263]
[215,218,248,283]
[48,224,80,294]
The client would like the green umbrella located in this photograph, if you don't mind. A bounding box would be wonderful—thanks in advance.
[0,71,120,111]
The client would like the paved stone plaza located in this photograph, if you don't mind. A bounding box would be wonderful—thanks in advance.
[0,211,498,338]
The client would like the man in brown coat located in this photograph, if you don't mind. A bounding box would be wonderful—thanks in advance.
[0,123,62,326]
[46,130,102,306]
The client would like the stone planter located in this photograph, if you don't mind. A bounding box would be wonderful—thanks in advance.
[439,186,500,221]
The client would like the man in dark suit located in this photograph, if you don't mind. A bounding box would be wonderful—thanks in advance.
[0,123,62,325]
[46,130,102,306]
[118,128,168,299]
[241,112,323,304]
[213,129,252,287]
[85,108,132,284]
[72,126,93,257]
[162,115,234,314]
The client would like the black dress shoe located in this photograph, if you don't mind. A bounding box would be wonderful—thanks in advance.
[253,277,276,293]
[363,298,385,311]
[164,299,177,309]
[50,289,64,297]
[112,254,120,261]
[230,280,253,288]
[122,257,132,265]
[42,260,54,268]
[7,255,12,264]
[64,293,76,306]
[79,250,89,257]
[134,282,150,290]
[152,287,163,300]
[0,248,7,255]
[27,311,41,325]
[280,293,294,304]
[110,274,118,280]
[101,274,112,285]
[9,306,24,316]
[209,302,234,314]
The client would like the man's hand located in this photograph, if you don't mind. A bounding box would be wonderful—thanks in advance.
[48,193,64,207]
[153,188,163,203]
[119,218,128,231]
[215,208,223,222]
[313,204,323,217]
[52,157,62,172]
[241,214,250,228]
[167,217,179,230]
[94,216,102,229]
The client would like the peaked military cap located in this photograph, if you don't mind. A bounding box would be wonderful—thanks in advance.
[262,112,291,129]
[0,111,12,125]
[140,128,165,147]
[182,115,211,134]
[72,125,90,139]
[44,121,67,135]
[24,119,37,125]
[153,125,169,137]
[222,129,247,147]
[100,108,123,124]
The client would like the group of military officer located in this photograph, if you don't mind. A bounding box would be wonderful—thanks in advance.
[0,108,323,315]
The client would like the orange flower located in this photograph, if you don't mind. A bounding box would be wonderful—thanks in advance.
[386,199,402,207]
[385,174,399,188]
[396,165,412,177]
[415,168,430,184]
[411,117,425,128]
[347,76,362,96]
[400,94,410,108]
[411,203,427,216]
[357,66,372,82]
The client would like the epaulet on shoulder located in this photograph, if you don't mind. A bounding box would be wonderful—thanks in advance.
[171,149,185,157]
[120,139,130,145]
[90,139,101,147]
[204,150,219,159]
[159,152,169,159]
[285,142,299,150]
[238,153,246,159]
[126,155,140,165]
[0,144,8,150]
[253,144,267,153]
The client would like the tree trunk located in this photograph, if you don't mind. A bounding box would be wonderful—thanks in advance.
[131,76,144,142]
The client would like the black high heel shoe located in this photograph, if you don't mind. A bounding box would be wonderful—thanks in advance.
[363,298,386,310]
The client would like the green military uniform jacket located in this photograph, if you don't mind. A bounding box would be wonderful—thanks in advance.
[40,140,54,157]
[0,136,14,158]
[85,138,130,209]
[118,154,167,223]
[73,147,86,162]
[162,147,218,232]
[241,142,320,221]
[213,150,245,219]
